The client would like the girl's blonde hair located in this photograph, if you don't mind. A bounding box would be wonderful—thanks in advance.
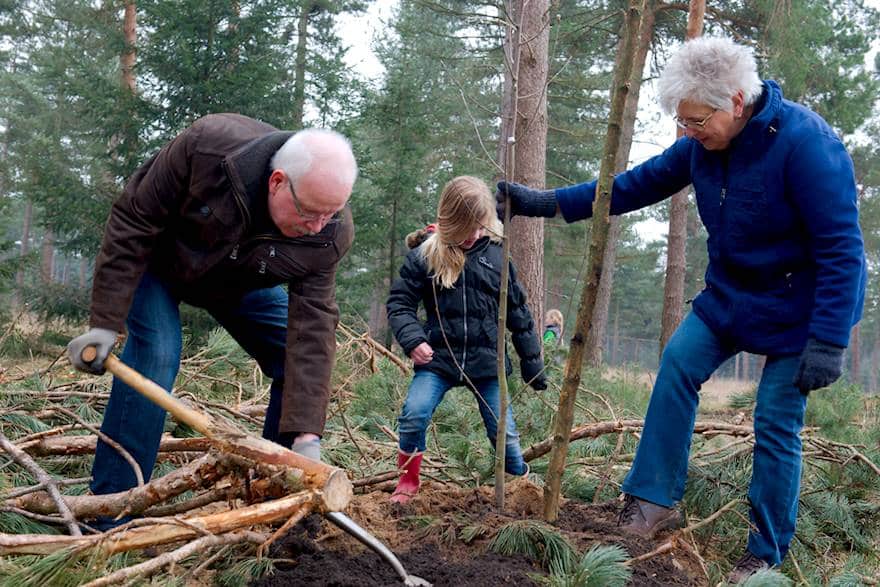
[421,176,502,288]
[544,309,564,331]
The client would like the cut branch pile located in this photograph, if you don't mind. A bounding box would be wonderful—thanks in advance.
[2,324,878,585]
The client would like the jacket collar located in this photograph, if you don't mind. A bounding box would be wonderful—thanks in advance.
[223,130,294,221]
[735,80,783,145]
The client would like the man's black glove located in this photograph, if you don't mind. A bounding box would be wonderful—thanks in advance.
[67,328,118,374]
[793,338,845,395]
[496,181,558,220]
[522,360,548,391]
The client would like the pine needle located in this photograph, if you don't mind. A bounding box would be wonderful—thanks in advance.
[741,568,793,587]
[489,520,576,571]
[535,544,632,587]
[0,510,62,535]
[215,557,275,587]
[0,547,101,587]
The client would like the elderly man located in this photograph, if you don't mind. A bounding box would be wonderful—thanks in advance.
[67,114,356,522]
[498,37,865,582]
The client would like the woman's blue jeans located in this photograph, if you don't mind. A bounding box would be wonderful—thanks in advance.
[621,311,806,566]
[397,370,527,475]
[90,271,289,497]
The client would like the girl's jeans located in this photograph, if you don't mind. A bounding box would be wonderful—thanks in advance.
[397,369,528,475]
[91,271,290,497]
[621,311,806,566]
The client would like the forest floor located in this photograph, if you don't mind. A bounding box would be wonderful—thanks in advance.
[255,480,703,587]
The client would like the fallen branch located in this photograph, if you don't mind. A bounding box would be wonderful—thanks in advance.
[0,490,318,555]
[54,406,144,487]
[523,420,756,461]
[338,323,410,375]
[80,530,267,587]
[6,453,227,518]
[20,434,211,457]
[0,432,81,536]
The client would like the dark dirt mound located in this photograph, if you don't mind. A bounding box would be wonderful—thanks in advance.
[254,480,702,586]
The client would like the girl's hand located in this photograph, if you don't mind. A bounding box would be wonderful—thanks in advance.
[410,342,434,365]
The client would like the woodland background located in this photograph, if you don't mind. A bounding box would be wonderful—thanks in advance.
[0,0,878,387]
[0,1,879,585]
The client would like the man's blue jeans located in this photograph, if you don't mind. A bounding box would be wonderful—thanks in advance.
[621,312,806,566]
[397,370,528,475]
[91,271,289,497]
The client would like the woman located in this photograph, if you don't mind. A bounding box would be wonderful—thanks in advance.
[498,37,865,582]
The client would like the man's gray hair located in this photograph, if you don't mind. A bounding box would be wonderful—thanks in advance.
[271,128,358,186]
[657,37,763,115]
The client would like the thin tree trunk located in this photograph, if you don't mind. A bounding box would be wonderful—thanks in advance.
[508,0,550,328]
[659,0,705,357]
[384,199,398,349]
[15,200,32,304]
[292,2,311,128]
[79,257,88,288]
[850,324,860,384]
[120,1,136,92]
[586,2,656,367]
[869,327,879,393]
[40,230,54,285]
[544,0,644,522]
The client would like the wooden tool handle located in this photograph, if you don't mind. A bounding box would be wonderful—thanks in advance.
[85,348,352,511]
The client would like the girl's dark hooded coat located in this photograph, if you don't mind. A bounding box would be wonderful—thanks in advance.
[387,236,544,386]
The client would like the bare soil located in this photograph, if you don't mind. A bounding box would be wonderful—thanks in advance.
[255,479,703,586]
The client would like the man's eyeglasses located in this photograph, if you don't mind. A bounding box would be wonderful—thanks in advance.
[288,180,335,223]
[674,109,717,130]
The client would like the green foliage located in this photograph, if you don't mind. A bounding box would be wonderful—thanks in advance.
[534,544,632,587]
[0,511,61,535]
[804,382,864,440]
[741,568,793,587]
[728,389,757,410]
[215,556,276,586]
[489,520,577,571]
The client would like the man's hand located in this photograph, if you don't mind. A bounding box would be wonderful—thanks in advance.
[495,181,558,220]
[410,342,434,366]
[67,328,118,374]
[793,338,845,395]
[292,433,321,461]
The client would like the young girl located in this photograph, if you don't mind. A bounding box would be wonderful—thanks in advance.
[386,175,546,504]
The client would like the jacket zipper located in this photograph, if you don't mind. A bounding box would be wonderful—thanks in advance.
[460,265,468,381]
[220,159,252,230]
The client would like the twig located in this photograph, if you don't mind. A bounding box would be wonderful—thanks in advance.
[54,406,144,487]
[256,502,313,559]
[2,477,90,500]
[624,499,746,567]
[80,530,266,587]
[0,432,81,536]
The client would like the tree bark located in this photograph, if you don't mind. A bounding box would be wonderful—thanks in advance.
[659,0,705,356]
[507,0,550,327]
[292,2,311,127]
[543,0,644,522]
[40,229,54,285]
[848,323,860,384]
[586,2,656,367]
[15,200,32,304]
[120,1,136,92]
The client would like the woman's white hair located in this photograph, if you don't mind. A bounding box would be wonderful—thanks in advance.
[657,37,763,115]
[271,128,358,187]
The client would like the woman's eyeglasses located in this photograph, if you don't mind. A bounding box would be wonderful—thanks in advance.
[674,109,717,130]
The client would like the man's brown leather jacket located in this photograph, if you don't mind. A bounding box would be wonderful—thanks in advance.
[90,113,354,435]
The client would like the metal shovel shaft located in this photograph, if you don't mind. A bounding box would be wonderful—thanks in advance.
[324,512,431,586]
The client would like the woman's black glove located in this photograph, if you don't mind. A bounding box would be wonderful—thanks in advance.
[793,338,844,395]
[496,181,558,219]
